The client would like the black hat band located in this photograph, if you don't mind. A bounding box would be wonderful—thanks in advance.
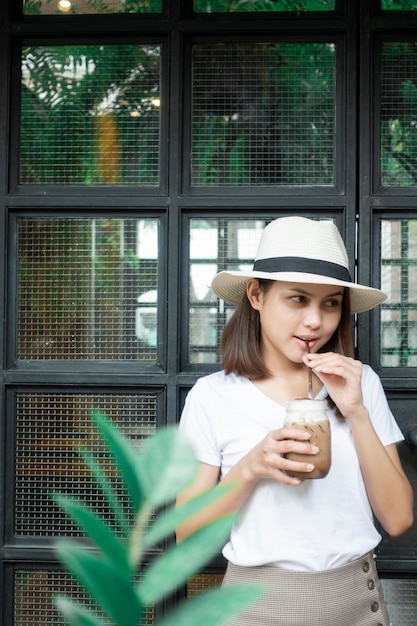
[253,256,352,283]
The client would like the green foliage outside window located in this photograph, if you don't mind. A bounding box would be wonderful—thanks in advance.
[381,42,417,186]
[382,0,417,9]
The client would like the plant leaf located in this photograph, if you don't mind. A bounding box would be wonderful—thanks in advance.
[156,584,268,626]
[54,494,131,574]
[92,412,144,513]
[54,597,106,626]
[143,482,235,549]
[136,426,198,506]
[78,447,130,534]
[56,541,143,626]
[138,515,235,605]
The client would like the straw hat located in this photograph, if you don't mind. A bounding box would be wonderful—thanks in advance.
[211,217,387,314]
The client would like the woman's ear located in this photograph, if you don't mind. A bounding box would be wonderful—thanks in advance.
[246,278,263,310]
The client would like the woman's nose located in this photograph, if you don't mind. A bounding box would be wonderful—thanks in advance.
[303,307,321,328]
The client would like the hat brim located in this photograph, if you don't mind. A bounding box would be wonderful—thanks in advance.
[211,270,387,314]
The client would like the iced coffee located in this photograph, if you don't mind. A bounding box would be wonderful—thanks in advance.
[284,399,331,479]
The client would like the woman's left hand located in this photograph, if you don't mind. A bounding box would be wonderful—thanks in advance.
[302,352,363,420]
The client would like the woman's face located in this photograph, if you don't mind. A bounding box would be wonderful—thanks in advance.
[247,279,344,364]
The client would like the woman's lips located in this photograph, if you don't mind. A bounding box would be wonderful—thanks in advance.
[295,336,318,351]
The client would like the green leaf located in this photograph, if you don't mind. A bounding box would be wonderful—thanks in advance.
[79,448,130,534]
[156,584,268,626]
[143,482,235,549]
[92,412,143,513]
[54,494,131,574]
[54,597,106,626]
[136,426,199,506]
[138,515,235,605]
[56,541,143,626]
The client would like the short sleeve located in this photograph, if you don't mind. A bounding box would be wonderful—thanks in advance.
[362,365,404,446]
[179,378,222,467]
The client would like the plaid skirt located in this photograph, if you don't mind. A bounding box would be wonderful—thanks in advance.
[222,552,390,626]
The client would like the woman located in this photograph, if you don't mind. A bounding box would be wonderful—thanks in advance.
[177,216,413,626]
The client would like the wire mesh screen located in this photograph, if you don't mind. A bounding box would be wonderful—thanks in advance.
[381,579,417,625]
[193,0,335,12]
[191,42,335,186]
[380,42,417,186]
[14,569,154,625]
[17,217,159,361]
[14,392,158,536]
[23,0,162,14]
[380,219,417,366]
[188,218,267,363]
[187,573,225,597]
[20,45,160,185]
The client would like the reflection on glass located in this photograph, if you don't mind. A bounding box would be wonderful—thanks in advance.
[380,219,417,366]
[20,45,161,185]
[191,43,335,187]
[188,218,267,364]
[18,218,159,361]
[23,0,162,15]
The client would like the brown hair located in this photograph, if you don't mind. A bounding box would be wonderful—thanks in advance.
[221,279,355,380]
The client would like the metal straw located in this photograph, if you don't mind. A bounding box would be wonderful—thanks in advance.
[304,339,314,399]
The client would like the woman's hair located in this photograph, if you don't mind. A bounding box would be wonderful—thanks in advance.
[221,279,355,380]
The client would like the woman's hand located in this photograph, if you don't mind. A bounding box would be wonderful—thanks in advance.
[176,427,319,542]
[303,352,364,420]
[240,426,319,486]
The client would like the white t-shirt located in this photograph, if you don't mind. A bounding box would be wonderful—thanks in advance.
[179,365,404,572]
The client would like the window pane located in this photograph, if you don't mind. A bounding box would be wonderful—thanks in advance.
[15,392,158,536]
[23,0,162,15]
[380,219,417,367]
[20,45,161,185]
[188,218,267,364]
[194,0,335,12]
[14,569,154,624]
[191,43,335,186]
[381,0,417,9]
[17,218,160,361]
[380,42,417,187]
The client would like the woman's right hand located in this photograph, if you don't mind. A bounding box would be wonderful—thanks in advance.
[241,427,319,485]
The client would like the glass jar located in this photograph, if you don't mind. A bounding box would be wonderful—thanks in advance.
[284,399,331,479]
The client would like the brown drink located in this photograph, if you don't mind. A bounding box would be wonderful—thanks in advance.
[284,399,331,479]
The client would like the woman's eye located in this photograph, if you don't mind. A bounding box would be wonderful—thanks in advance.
[325,299,341,308]
[291,296,305,303]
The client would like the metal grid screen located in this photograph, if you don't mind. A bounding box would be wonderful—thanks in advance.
[20,45,160,185]
[14,569,154,625]
[187,573,225,597]
[380,218,417,366]
[381,579,417,625]
[14,392,158,536]
[17,217,159,361]
[381,41,417,187]
[191,42,335,186]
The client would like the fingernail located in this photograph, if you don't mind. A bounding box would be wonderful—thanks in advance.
[307,464,315,471]
[311,446,319,453]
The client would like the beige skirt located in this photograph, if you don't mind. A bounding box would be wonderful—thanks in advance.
[222,552,390,626]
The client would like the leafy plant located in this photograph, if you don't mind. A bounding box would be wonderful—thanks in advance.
[54,412,265,625]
